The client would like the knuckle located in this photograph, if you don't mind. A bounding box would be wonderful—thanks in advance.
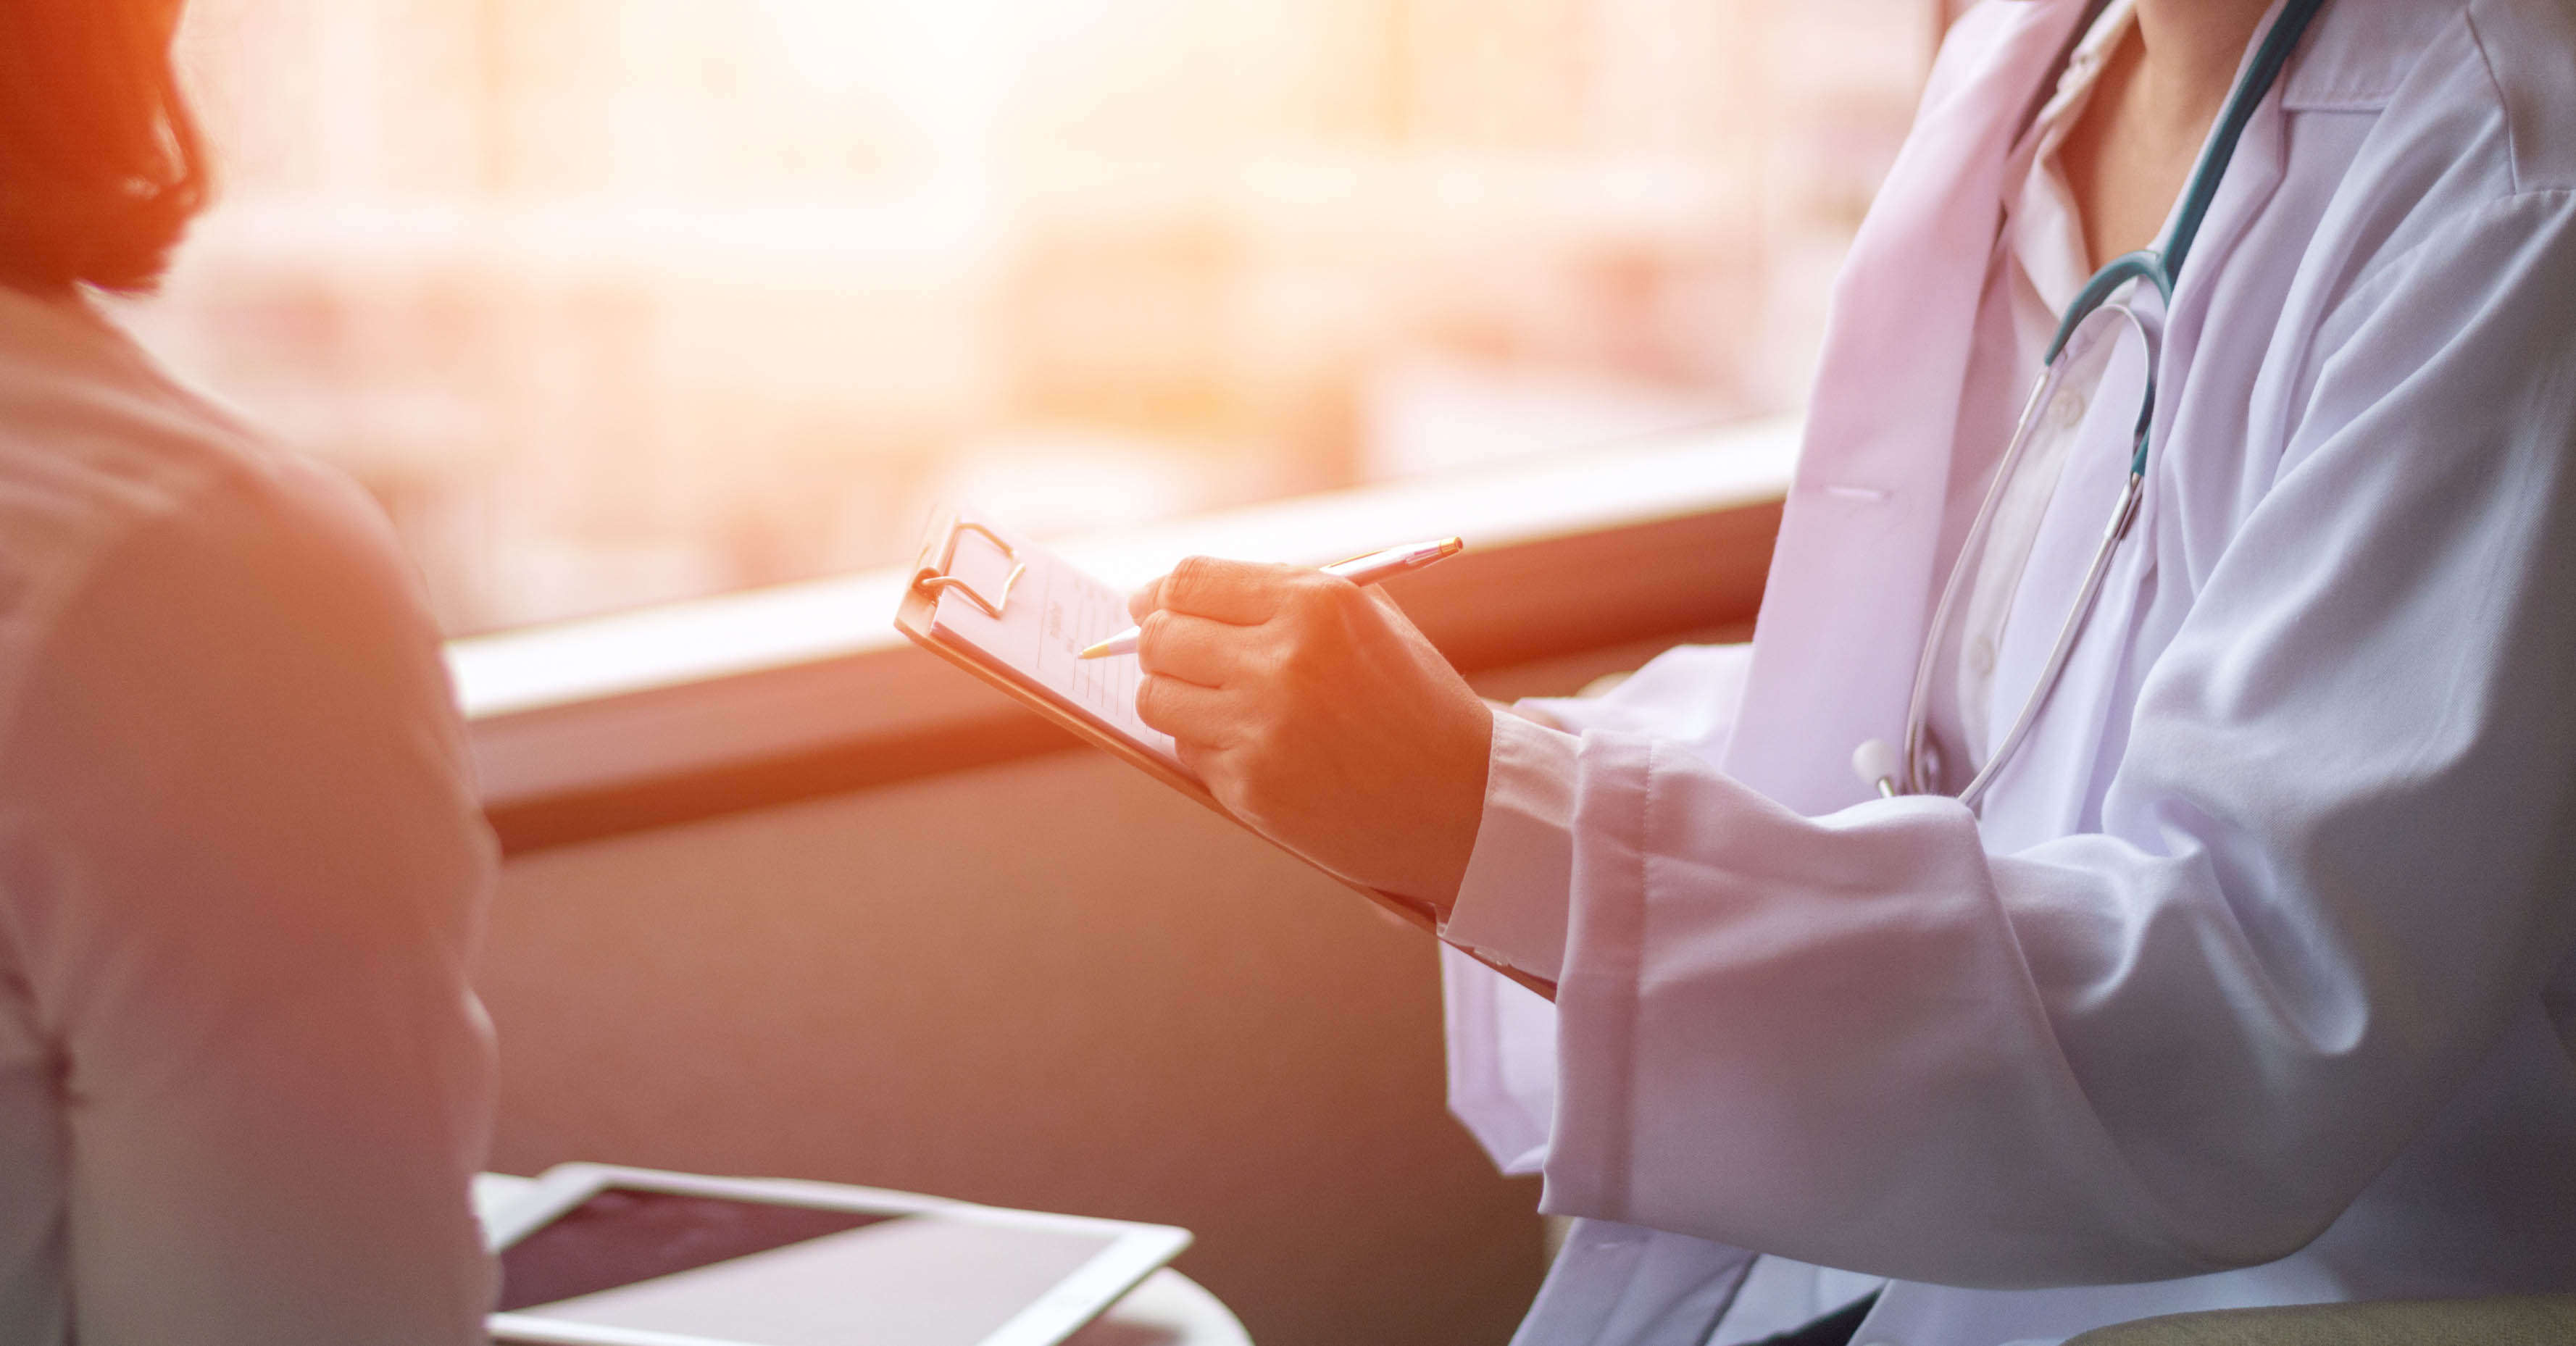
[1220,758,1272,815]
[1135,609,1175,664]
[1253,639,1295,687]
[1240,705,1296,766]
[1269,633,1320,689]
[1270,608,1337,680]
[1135,672,1172,726]
[1326,577,1378,624]
[1167,555,1224,608]
[1282,576,1338,624]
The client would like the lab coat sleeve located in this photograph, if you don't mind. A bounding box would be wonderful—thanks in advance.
[1447,711,1583,984]
[1441,942,1564,1176]
[1441,645,1752,1172]
[1538,194,2576,1287]
[0,463,499,1343]
[1441,714,1581,1173]
[1522,642,1754,758]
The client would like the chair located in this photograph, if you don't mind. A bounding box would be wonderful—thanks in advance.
[2064,1295,2576,1345]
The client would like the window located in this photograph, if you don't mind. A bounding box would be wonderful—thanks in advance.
[124,0,1935,634]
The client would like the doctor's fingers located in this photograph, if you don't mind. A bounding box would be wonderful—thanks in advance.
[1135,672,1258,749]
[1134,610,1264,688]
[1137,556,1309,625]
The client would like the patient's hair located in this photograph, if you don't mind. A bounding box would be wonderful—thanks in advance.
[0,1,208,296]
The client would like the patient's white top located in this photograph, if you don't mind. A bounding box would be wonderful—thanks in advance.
[0,286,497,1343]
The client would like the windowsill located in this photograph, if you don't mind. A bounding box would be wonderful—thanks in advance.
[451,415,1800,855]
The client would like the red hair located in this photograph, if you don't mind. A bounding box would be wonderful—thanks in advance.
[0,1,209,295]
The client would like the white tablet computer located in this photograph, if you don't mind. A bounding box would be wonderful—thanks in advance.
[483,1163,1193,1346]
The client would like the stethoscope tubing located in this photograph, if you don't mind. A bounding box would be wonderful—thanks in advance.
[1901,364,2055,798]
[1899,347,2146,803]
[1891,0,2328,807]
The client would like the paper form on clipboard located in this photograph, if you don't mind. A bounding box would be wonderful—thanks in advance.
[920,517,1186,774]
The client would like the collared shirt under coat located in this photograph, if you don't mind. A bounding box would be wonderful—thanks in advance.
[1438,0,2576,1341]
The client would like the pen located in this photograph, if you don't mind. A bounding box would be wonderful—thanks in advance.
[1077,537,1466,659]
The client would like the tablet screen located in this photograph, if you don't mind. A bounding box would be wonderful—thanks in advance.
[498,1187,1123,1346]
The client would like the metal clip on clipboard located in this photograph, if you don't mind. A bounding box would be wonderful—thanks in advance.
[911,519,1026,619]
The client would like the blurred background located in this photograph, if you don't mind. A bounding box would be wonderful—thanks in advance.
[120,0,1943,635]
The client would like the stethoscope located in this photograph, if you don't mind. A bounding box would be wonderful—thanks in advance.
[1855,0,2328,809]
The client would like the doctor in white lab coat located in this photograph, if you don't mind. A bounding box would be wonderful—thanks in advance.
[1125,0,2576,1341]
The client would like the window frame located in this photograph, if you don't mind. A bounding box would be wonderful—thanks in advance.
[452,416,1799,854]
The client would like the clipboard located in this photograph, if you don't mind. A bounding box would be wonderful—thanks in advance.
[896,509,1557,1002]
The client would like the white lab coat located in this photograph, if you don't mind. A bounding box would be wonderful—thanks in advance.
[1440,0,2576,1342]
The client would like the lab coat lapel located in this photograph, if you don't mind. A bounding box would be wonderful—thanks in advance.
[1722,0,2095,817]
[2146,0,2294,432]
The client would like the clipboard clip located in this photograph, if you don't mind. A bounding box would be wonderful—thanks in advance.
[912,518,1026,619]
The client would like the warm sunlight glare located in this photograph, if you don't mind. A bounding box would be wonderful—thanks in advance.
[124,0,1935,632]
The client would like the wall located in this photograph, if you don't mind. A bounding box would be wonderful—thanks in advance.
[459,430,1789,1345]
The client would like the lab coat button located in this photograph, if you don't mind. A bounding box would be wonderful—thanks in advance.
[2053,388,2088,430]
[1968,634,1996,675]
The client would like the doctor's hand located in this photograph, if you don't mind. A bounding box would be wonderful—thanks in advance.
[1128,558,1491,915]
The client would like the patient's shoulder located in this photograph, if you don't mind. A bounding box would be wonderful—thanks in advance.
[0,286,443,753]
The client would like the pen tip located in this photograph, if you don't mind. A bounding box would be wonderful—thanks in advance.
[1077,642,1109,659]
